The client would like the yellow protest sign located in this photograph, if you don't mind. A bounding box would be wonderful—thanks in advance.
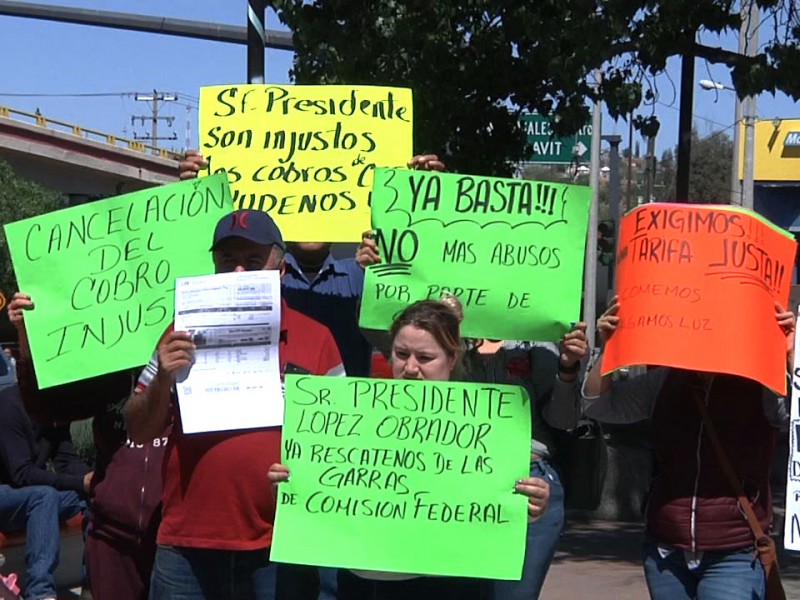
[199,85,414,242]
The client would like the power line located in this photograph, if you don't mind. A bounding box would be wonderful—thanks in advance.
[0,91,135,98]
[0,91,199,105]
[656,100,732,130]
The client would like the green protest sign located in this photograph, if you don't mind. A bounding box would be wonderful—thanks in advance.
[358,168,591,340]
[4,175,233,388]
[270,375,531,579]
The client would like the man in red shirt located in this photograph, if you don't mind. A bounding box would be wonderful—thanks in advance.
[125,209,344,600]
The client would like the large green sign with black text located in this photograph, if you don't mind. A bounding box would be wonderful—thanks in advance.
[5,175,233,388]
[359,168,591,340]
[270,375,531,579]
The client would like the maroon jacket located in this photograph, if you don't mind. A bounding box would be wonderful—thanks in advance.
[647,370,776,551]
[16,358,166,545]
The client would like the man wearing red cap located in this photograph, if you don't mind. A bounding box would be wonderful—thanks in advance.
[126,209,344,600]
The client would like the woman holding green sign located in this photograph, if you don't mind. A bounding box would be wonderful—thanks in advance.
[269,298,552,599]
[453,291,588,600]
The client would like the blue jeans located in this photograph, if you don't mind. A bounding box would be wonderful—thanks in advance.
[493,458,564,600]
[0,484,83,600]
[643,540,766,600]
[149,544,274,600]
[319,567,337,600]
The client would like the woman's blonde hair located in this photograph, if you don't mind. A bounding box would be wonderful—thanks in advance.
[389,297,464,360]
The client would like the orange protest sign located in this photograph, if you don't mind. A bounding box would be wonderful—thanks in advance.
[602,203,797,394]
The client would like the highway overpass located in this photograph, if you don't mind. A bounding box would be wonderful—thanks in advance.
[0,105,179,202]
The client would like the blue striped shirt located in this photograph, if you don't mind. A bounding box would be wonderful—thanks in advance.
[282,253,371,377]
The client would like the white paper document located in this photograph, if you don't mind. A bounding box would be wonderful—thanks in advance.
[174,270,282,434]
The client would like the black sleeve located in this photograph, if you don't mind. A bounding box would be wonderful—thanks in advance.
[17,357,135,423]
[0,389,85,493]
[46,425,92,476]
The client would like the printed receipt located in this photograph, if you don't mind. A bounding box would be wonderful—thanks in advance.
[174,270,282,434]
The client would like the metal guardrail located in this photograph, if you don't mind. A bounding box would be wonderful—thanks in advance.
[0,105,181,161]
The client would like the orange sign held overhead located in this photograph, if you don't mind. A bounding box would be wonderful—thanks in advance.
[603,203,797,395]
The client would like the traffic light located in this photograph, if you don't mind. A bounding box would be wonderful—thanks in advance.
[597,220,615,266]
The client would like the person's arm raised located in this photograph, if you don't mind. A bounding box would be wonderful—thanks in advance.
[356,230,381,270]
[126,331,194,443]
[583,297,619,397]
[178,150,207,180]
[8,292,33,360]
[776,301,796,373]
[355,154,445,271]
[407,154,445,172]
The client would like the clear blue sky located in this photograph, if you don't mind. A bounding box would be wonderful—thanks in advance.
[1,1,797,158]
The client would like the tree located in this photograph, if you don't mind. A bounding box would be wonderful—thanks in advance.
[273,0,637,175]
[520,164,612,217]
[656,149,676,201]
[659,130,733,202]
[272,1,800,175]
[0,158,65,301]
[519,164,570,183]
[688,130,734,202]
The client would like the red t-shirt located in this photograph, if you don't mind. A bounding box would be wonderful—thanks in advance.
[136,301,344,550]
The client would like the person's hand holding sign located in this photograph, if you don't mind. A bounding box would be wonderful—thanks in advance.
[775,301,796,371]
[157,331,195,386]
[8,292,33,324]
[356,230,381,270]
[597,295,620,346]
[356,154,447,270]
[268,462,289,497]
[583,296,620,397]
[9,292,34,359]
[407,154,445,172]
[178,150,208,180]
[127,330,195,444]
[558,322,588,382]
[515,477,550,522]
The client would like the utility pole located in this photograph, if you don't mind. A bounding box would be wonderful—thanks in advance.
[184,105,192,152]
[131,90,178,154]
[583,71,603,352]
[603,134,622,292]
[741,1,758,210]
[626,116,634,210]
[675,51,695,203]
[248,0,266,83]
[731,91,743,205]
[643,135,657,203]
[604,135,622,225]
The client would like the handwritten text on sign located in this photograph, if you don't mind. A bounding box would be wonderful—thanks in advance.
[4,175,233,388]
[199,85,413,242]
[270,375,531,579]
[602,203,796,394]
[783,312,800,551]
[358,168,591,340]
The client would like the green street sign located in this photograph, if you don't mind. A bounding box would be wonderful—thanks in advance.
[518,114,592,164]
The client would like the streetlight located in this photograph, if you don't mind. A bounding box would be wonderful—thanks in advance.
[697,79,755,210]
[698,79,734,92]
